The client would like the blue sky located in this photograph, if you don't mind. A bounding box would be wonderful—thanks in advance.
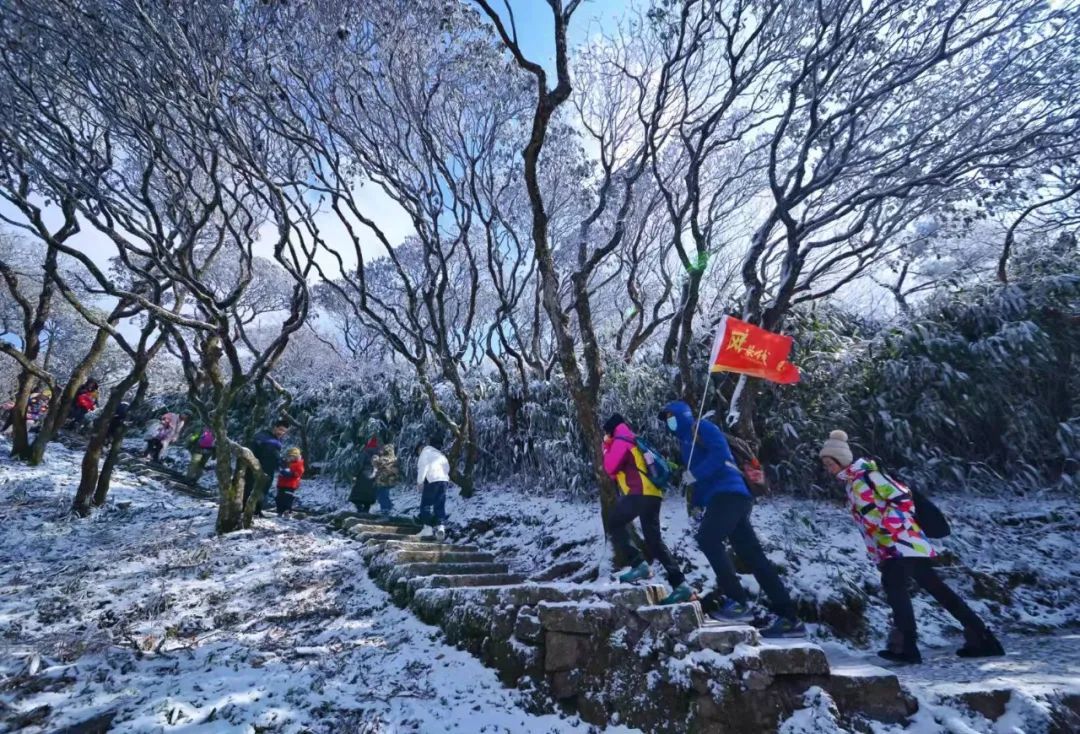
[497,0,634,72]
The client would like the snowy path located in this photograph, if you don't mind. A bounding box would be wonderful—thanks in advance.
[0,443,632,733]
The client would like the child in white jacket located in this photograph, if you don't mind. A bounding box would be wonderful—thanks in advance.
[415,444,451,540]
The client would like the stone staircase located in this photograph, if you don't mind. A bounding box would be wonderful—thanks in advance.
[320,511,918,733]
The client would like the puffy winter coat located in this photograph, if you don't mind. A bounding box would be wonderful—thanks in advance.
[416,446,450,485]
[75,391,97,412]
[663,400,750,508]
[250,430,283,474]
[603,423,662,498]
[277,457,305,490]
[350,446,379,505]
[839,459,936,564]
[373,446,400,487]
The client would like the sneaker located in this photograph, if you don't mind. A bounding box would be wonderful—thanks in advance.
[659,583,695,605]
[957,629,1004,658]
[435,524,446,542]
[707,599,753,623]
[618,562,653,584]
[760,617,807,639]
[878,648,922,665]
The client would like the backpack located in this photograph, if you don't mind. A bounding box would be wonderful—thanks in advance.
[197,429,215,450]
[864,467,951,539]
[616,436,674,492]
[724,433,770,497]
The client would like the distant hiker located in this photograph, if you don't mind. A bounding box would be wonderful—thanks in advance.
[820,430,1004,664]
[144,411,187,462]
[660,401,805,639]
[276,447,305,517]
[67,379,99,428]
[372,443,400,515]
[25,390,50,434]
[415,443,450,540]
[106,401,130,445]
[244,419,289,517]
[602,413,692,605]
[186,427,215,482]
[5,389,54,435]
[349,437,380,513]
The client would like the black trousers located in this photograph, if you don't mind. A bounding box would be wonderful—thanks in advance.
[610,494,685,587]
[276,489,296,515]
[697,492,796,619]
[880,556,986,651]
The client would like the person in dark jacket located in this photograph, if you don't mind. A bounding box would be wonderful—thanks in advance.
[349,437,380,513]
[660,400,804,639]
[244,419,289,516]
[105,401,130,446]
[602,413,692,605]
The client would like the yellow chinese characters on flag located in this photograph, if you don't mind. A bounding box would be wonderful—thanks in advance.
[709,315,801,384]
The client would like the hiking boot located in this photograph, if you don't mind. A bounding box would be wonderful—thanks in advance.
[878,648,922,665]
[618,562,653,584]
[707,599,753,623]
[660,583,695,605]
[957,628,1004,658]
[760,617,807,639]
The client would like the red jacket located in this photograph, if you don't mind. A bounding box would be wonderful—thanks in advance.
[76,392,96,411]
[277,457,305,490]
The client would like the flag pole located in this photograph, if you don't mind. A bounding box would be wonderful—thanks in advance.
[686,313,729,477]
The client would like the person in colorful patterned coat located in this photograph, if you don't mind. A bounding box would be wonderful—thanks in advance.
[820,430,1004,664]
[602,413,692,605]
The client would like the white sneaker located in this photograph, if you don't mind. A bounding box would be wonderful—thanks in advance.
[435,525,446,542]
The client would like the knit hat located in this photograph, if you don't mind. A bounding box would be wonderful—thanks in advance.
[364,436,379,450]
[285,447,302,459]
[603,413,626,435]
[819,430,853,467]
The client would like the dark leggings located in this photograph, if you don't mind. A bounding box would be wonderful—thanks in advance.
[610,494,685,587]
[697,492,796,619]
[880,556,986,651]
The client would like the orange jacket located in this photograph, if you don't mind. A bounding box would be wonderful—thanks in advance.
[277,458,305,490]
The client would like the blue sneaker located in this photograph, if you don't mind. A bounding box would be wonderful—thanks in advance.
[659,583,695,605]
[619,562,653,584]
[708,599,753,623]
[760,617,807,639]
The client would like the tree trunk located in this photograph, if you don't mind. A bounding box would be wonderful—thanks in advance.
[73,370,141,515]
[7,373,36,458]
[93,377,150,507]
[26,325,111,465]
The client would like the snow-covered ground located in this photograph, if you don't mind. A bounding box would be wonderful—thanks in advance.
[3,440,1078,733]
[0,442,634,733]
[304,471,1080,730]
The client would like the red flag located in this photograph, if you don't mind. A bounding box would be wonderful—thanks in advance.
[709,315,801,384]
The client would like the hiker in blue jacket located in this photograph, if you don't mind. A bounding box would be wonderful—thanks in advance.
[659,400,805,638]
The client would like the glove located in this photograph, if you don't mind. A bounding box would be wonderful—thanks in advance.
[689,506,705,532]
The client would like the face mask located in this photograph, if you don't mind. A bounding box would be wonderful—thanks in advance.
[666,416,678,432]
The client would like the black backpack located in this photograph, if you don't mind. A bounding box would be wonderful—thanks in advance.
[864,467,951,539]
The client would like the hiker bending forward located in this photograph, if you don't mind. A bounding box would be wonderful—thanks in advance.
[602,413,691,605]
[820,430,1003,664]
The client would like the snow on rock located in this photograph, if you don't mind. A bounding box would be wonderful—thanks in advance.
[0,442,632,733]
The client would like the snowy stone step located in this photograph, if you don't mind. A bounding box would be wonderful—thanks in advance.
[356,531,439,544]
[635,601,705,636]
[387,550,496,564]
[406,573,527,592]
[389,562,510,580]
[345,521,421,536]
[360,541,480,559]
[752,640,830,676]
[820,662,914,723]
[690,624,759,654]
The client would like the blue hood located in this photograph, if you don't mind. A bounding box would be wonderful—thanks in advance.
[663,400,750,505]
